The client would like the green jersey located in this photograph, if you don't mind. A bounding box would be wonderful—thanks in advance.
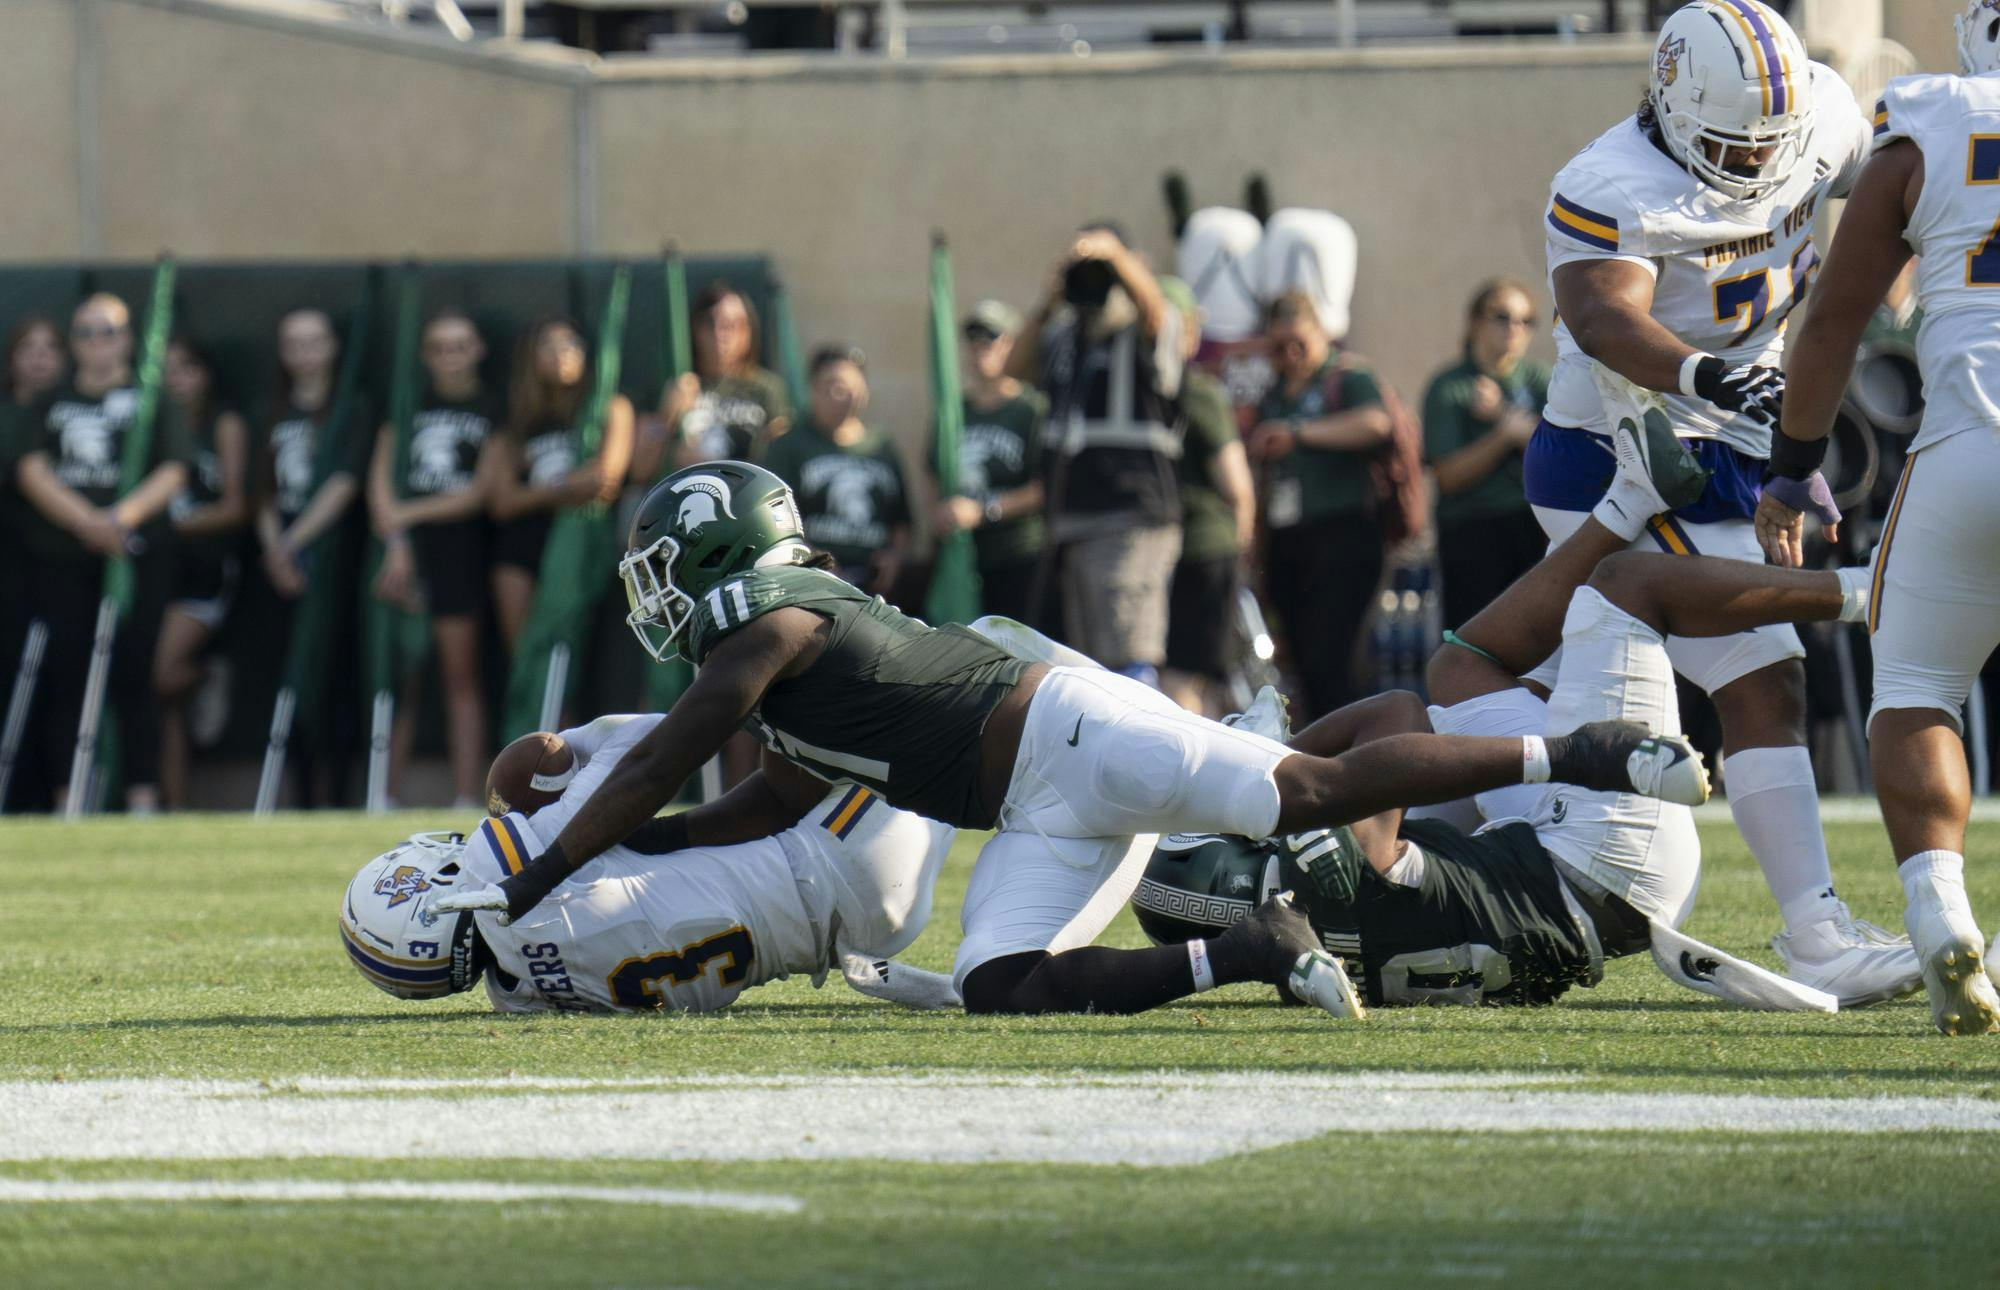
[680,366,792,463]
[1255,356,1382,528]
[946,388,1047,567]
[761,419,911,570]
[1175,370,1243,561]
[685,564,1031,827]
[1420,357,1549,528]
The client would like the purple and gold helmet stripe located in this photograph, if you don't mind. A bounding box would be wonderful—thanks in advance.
[1713,0,1791,117]
[339,918,456,996]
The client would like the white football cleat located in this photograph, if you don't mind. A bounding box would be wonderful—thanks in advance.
[1222,685,1293,743]
[1287,949,1367,1020]
[1903,877,2000,1036]
[1624,733,1711,806]
[1769,903,1922,1008]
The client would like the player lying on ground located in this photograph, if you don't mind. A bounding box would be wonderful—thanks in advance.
[343,689,1350,1015]
[340,712,969,1011]
[435,460,1705,1016]
[1140,404,1906,1010]
[1752,0,2000,1035]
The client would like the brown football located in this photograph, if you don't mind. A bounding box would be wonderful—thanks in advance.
[485,731,576,817]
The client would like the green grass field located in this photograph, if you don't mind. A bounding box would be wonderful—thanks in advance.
[3,810,1999,1289]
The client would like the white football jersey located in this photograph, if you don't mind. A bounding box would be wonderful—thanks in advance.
[1875,71,2000,452]
[465,714,955,1014]
[1544,61,1870,455]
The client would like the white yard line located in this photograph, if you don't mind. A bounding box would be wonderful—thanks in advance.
[0,1180,801,1212]
[4,1073,1997,1168]
[1692,795,2000,825]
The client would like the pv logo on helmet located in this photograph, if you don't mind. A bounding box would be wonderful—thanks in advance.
[672,473,737,536]
[373,864,432,909]
[1655,35,1686,87]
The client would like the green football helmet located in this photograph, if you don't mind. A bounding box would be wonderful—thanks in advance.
[1134,827,1366,960]
[1132,832,1280,947]
[621,460,808,661]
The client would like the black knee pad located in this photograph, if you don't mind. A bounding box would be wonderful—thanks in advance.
[959,951,1048,1015]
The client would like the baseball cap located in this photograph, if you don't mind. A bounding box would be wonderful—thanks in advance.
[962,299,1023,339]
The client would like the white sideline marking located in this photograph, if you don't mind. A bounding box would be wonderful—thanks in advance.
[1692,795,2000,825]
[0,1180,802,1212]
[4,1073,1999,1168]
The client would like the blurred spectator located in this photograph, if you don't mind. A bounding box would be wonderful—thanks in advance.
[1422,277,1548,629]
[1248,290,1392,720]
[7,317,65,408]
[154,336,250,811]
[647,281,792,476]
[257,309,370,605]
[483,317,635,653]
[1014,223,1184,678]
[1158,278,1255,717]
[931,299,1048,625]
[368,310,500,809]
[764,345,910,597]
[0,315,64,811]
[15,294,191,813]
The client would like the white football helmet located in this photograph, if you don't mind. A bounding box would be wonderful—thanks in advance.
[1648,0,1814,202]
[1958,0,2000,75]
[340,833,482,1000]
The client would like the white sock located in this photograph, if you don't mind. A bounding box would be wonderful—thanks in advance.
[1724,746,1841,933]
[1591,477,1656,542]
[1383,841,1427,889]
[1187,939,1217,992]
[1900,850,1967,903]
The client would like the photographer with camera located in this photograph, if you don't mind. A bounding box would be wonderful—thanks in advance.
[1012,223,1184,681]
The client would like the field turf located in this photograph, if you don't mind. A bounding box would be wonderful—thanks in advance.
[3,809,1998,1288]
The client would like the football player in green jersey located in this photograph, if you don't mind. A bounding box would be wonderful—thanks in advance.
[438,458,1707,1016]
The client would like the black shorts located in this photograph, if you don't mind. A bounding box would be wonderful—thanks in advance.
[1354,820,1603,1007]
[1165,555,1241,679]
[168,546,240,631]
[492,513,552,574]
[412,519,489,619]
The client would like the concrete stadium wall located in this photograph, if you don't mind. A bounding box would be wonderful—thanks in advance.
[595,46,1649,428]
[4,0,1963,444]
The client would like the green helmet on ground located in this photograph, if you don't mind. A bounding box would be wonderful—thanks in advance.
[1132,832,1280,947]
[621,460,809,661]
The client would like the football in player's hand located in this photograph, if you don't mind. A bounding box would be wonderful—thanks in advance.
[486,731,576,817]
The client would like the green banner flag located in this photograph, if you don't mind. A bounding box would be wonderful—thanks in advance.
[661,246,692,382]
[770,281,809,420]
[281,271,377,730]
[364,263,432,702]
[104,257,177,616]
[924,236,981,626]
[502,264,633,740]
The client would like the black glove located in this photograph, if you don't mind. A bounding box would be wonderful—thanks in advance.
[1689,356,1784,427]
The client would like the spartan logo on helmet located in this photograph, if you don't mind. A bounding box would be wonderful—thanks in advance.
[672,472,737,536]
[1654,34,1686,88]
[373,864,433,909]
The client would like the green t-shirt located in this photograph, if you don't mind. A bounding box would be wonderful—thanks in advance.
[762,418,911,570]
[685,563,1031,828]
[21,377,195,560]
[1175,369,1243,561]
[266,395,375,525]
[679,366,792,464]
[939,387,1047,568]
[1255,356,1383,527]
[1420,357,1549,528]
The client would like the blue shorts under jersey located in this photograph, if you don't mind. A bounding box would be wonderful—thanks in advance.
[1523,420,1767,526]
